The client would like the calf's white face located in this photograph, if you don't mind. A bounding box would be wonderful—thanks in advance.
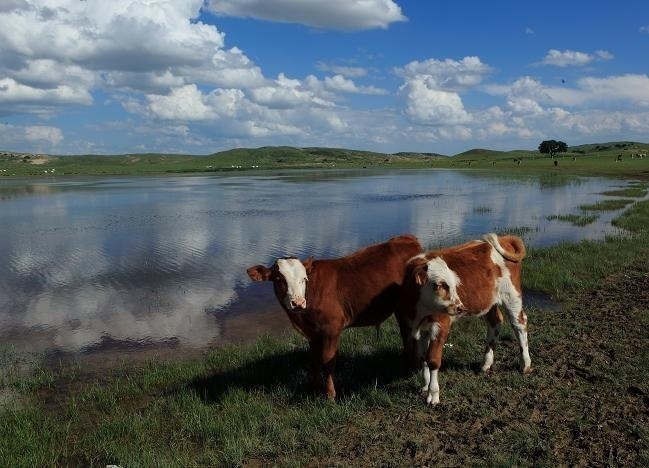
[417,257,464,314]
[246,257,312,311]
[276,258,308,310]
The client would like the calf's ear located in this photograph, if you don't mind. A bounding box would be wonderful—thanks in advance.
[302,256,314,272]
[247,265,272,281]
[414,263,429,286]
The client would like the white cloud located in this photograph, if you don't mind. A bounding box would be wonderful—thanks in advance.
[207,0,407,31]
[640,25,649,34]
[396,56,492,91]
[0,77,92,113]
[400,75,471,126]
[577,74,649,107]
[248,73,335,109]
[540,49,614,67]
[487,74,649,109]
[395,56,488,126]
[525,27,535,35]
[147,84,217,121]
[25,125,64,146]
[0,123,63,149]
[323,75,387,95]
[316,62,368,78]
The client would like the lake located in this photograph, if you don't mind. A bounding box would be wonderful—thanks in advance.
[0,169,633,358]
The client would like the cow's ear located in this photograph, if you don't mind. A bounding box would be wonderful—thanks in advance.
[247,265,272,281]
[303,256,314,272]
[414,263,429,286]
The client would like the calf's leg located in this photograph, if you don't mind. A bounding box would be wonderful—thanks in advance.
[503,303,532,373]
[423,315,451,405]
[482,306,503,372]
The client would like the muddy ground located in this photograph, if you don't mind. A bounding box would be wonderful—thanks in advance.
[301,261,649,466]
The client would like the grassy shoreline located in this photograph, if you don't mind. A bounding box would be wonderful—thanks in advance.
[2,190,648,465]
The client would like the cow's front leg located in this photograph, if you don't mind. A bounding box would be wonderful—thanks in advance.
[396,310,419,371]
[309,338,324,394]
[424,315,451,405]
[321,333,341,400]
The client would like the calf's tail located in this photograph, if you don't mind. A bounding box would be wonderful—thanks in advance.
[483,233,526,262]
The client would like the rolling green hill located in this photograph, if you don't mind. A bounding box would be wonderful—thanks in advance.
[1,141,648,178]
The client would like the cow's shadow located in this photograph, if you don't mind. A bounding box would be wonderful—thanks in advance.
[187,347,414,404]
[185,343,481,404]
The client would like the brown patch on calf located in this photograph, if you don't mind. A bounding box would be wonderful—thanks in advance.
[517,309,528,327]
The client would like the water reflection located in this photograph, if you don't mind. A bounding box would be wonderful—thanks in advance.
[0,170,636,356]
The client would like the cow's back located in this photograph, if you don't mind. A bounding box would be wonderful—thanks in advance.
[437,241,499,312]
[310,234,422,328]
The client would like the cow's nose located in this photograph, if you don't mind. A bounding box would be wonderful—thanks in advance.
[291,297,307,309]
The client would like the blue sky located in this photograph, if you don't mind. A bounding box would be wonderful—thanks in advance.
[1,0,648,155]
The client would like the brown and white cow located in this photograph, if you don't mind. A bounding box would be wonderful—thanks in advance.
[246,234,423,399]
[401,233,530,405]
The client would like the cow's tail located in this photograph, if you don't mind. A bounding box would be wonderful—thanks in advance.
[483,233,526,262]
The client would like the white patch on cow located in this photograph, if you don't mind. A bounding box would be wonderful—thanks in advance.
[426,369,440,405]
[277,258,308,310]
[488,242,531,372]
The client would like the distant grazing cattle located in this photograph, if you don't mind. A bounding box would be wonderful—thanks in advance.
[400,234,530,405]
[247,234,423,399]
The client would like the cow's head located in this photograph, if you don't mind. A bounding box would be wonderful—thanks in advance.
[246,257,314,311]
[410,256,464,315]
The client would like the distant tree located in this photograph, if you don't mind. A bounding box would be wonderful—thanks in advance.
[539,140,568,157]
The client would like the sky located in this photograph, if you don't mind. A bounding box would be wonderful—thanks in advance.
[1,0,648,156]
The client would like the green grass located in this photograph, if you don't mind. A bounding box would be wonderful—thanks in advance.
[546,214,599,226]
[579,199,635,211]
[599,187,648,198]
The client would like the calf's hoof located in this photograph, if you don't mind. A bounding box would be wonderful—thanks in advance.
[522,366,533,374]
[426,392,440,406]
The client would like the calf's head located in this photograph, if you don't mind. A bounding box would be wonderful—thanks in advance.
[409,256,464,314]
[247,257,313,311]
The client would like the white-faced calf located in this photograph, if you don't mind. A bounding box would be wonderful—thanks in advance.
[401,233,530,405]
[247,234,423,399]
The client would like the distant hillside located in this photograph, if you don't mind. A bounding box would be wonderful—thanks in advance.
[569,141,648,154]
[392,151,447,159]
[0,146,439,176]
[453,148,506,158]
[2,142,648,177]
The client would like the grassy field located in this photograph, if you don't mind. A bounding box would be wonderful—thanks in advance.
[1,143,649,465]
[1,181,648,466]
[1,140,649,179]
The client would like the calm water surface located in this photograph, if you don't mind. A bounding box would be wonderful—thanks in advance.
[0,169,634,357]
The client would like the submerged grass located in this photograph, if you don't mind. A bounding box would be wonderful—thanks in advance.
[580,198,635,211]
[546,214,599,226]
[599,187,648,198]
[2,199,649,466]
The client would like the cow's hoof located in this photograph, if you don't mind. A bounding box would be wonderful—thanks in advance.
[522,366,533,374]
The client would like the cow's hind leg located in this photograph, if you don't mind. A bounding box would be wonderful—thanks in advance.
[482,306,503,373]
[502,300,532,373]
